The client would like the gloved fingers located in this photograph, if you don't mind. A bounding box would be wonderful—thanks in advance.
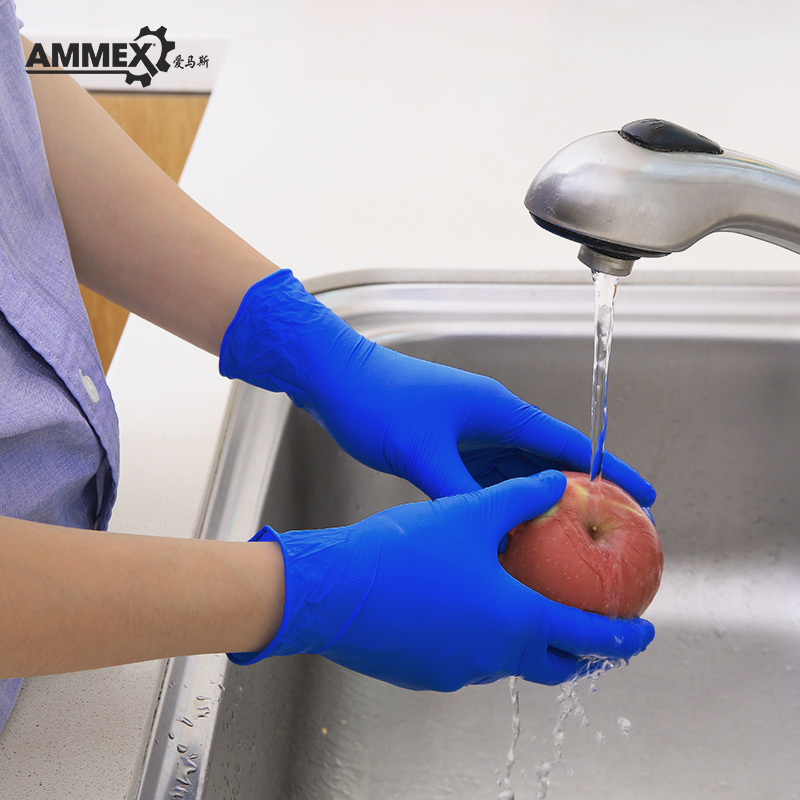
[409,441,483,499]
[538,649,583,687]
[595,452,656,510]
[547,605,656,663]
[460,389,584,461]
[461,447,575,488]
[464,396,656,508]
[460,447,542,487]
[466,471,567,547]
[462,443,656,511]
[517,641,595,687]
[514,411,655,508]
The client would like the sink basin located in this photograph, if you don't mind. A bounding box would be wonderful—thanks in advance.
[134,274,800,800]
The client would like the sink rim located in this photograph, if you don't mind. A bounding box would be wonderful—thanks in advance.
[301,266,800,295]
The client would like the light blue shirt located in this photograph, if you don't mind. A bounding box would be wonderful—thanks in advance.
[0,0,120,733]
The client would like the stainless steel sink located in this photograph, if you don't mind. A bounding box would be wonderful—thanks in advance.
[134,274,800,800]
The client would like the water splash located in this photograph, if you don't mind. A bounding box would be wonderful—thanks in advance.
[531,659,625,799]
[532,680,587,799]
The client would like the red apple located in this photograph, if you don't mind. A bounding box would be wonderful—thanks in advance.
[499,472,663,618]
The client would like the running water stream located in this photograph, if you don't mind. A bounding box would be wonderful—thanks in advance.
[589,270,619,482]
[496,270,621,800]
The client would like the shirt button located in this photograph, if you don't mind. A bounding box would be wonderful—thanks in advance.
[79,370,100,403]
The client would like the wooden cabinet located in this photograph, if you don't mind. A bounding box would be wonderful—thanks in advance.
[80,92,209,371]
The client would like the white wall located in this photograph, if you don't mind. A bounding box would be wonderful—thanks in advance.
[17,0,800,277]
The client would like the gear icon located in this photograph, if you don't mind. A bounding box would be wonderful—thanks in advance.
[125,25,175,87]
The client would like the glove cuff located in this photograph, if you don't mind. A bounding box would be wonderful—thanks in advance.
[218,269,359,409]
[228,524,379,666]
[228,525,286,665]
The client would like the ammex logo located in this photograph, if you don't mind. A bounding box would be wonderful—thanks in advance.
[25,25,175,88]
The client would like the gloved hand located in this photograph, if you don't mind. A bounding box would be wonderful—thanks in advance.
[230,472,655,691]
[219,269,655,507]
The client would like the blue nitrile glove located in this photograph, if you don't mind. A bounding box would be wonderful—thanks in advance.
[230,471,655,691]
[219,270,655,507]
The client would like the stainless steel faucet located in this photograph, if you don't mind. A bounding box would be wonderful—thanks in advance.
[525,118,800,276]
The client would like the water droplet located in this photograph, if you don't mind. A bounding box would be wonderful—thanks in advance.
[536,760,553,778]
[177,744,188,754]
[180,755,198,772]
[617,717,632,735]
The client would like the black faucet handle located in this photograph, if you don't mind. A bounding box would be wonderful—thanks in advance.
[619,119,723,155]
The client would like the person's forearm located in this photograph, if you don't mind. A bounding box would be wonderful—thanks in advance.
[23,36,276,355]
[0,517,284,679]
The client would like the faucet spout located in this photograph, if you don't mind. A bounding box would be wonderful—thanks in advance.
[525,119,800,275]
[577,245,635,277]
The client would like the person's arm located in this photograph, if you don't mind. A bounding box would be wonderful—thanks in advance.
[1,475,656,688]
[23,35,273,356]
[0,516,284,679]
[22,36,657,507]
